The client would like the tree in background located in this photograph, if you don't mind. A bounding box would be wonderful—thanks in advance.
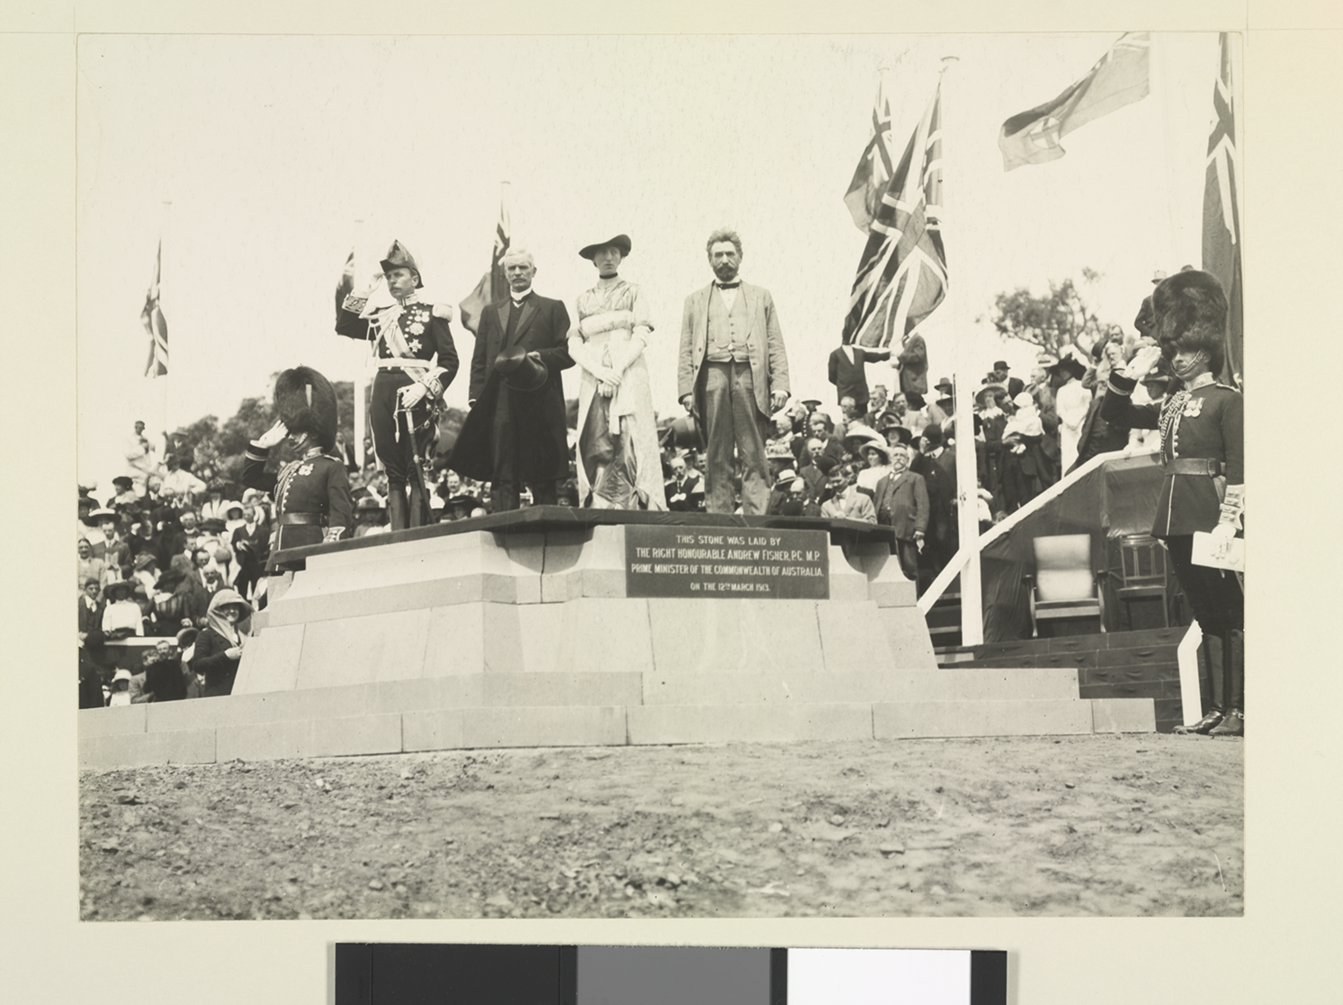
[984,267,1119,362]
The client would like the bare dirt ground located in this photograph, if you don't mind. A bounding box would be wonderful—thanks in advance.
[79,733,1242,921]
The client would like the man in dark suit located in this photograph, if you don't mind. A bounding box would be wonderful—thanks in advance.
[872,448,929,582]
[677,229,790,514]
[910,423,952,573]
[989,360,1025,399]
[449,249,574,512]
[827,343,891,414]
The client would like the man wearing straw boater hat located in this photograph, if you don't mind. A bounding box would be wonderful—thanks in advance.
[448,247,574,512]
[336,240,459,530]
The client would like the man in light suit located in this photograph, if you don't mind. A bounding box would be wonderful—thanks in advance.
[677,229,790,514]
[449,249,574,512]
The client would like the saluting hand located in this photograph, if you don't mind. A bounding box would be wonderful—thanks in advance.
[1124,345,1164,382]
[255,420,289,450]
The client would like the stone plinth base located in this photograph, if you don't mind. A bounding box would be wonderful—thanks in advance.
[79,510,1154,770]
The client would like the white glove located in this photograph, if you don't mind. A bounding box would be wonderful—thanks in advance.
[255,419,289,449]
[1123,345,1164,382]
[598,382,617,398]
[1209,521,1237,558]
[398,382,429,409]
[225,646,243,660]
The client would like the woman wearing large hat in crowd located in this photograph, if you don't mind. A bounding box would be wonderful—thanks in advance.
[190,590,253,698]
[242,365,354,567]
[335,240,459,530]
[1101,269,1244,737]
[566,234,666,510]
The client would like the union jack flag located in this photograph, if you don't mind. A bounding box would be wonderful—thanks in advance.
[843,78,896,232]
[842,79,946,349]
[141,240,168,378]
[459,184,511,335]
[1201,32,1243,387]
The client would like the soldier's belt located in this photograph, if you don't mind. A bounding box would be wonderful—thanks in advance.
[1166,458,1222,476]
[375,359,430,372]
[279,512,323,526]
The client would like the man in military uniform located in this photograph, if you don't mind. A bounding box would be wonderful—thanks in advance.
[336,240,459,530]
[1102,270,1244,736]
[243,366,354,568]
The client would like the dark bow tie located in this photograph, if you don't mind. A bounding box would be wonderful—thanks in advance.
[716,281,741,290]
[510,293,531,306]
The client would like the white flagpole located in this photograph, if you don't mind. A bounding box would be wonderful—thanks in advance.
[351,217,367,470]
[157,200,172,460]
[940,54,985,648]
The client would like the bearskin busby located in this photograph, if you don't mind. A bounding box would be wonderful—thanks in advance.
[273,366,338,453]
[380,240,423,288]
[1152,270,1228,374]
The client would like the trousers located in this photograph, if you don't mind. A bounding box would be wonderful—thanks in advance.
[701,361,770,515]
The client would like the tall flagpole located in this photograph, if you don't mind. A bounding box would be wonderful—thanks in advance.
[157,200,172,456]
[940,54,985,647]
[351,217,367,469]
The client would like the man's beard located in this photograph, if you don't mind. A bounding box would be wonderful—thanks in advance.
[713,263,738,281]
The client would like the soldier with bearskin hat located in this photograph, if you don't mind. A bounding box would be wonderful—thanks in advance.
[336,240,459,530]
[1101,269,1244,737]
[242,366,354,567]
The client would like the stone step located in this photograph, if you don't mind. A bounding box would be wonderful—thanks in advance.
[642,668,1081,706]
[876,697,1155,739]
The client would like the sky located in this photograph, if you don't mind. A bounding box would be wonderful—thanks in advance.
[76,31,1226,489]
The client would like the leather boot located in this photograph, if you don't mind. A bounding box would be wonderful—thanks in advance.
[407,480,431,528]
[492,481,519,513]
[386,487,408,532]
[1175,631,1224,734]
[1210,629,1244,737]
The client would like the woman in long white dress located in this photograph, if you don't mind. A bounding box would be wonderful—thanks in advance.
[567,234,666,510]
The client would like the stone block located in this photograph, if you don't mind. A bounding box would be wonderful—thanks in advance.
[816,600,890,670]
[421,602,530,676]
[215,712,402,761]
[553,599,656,675]
[628,703,873,744]
[879,605,939,670]
[461,706,627,748]
[541,525,628,602]
[641,672,902,706]
[402,708,467,751]
[826,543,873,602]
[647,599,824,675]
[77,704,147,738]
[873,699,1095,739]
[895,668,1080,702]
[233,623,306,694]
[295,608,432,688]
[1090,698,1157,733]
[480,672,643,708]
[516,604,565,673]
[79,728,215,771]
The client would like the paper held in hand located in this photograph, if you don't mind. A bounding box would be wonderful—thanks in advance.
[1191,530,1244,572]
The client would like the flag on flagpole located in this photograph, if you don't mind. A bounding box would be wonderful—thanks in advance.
[843,78,896,231]
[459,185,511,334]
[1201,32,1243,387]
[334,249,355,324]
[141,240,169,378]
[842,78,947,349]
[998,32,1150,172]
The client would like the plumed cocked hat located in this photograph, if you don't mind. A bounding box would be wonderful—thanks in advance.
[380,240,423,288]
[273,365,338,452]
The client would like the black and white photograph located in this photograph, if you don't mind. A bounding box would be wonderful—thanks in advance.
[72,28,1248,922]
[3,1,1339,1003]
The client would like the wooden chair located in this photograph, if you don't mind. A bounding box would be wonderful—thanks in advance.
[1025,533,1105,637]
[1115,533,1170,628]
